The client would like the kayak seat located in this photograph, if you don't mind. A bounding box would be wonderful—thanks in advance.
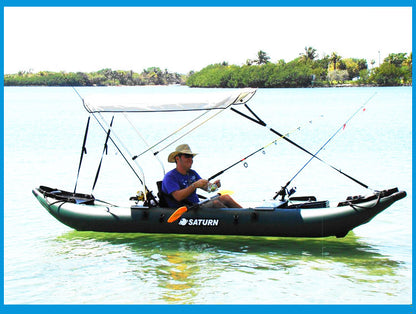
[156,181,170,208]
[156,180,207,208]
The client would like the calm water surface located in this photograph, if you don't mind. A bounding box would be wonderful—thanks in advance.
[4,86,412,304]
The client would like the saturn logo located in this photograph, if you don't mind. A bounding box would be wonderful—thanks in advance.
[178,218,188,226]
[177,218,219,226]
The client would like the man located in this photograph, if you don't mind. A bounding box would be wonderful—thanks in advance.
[161,144,242,208]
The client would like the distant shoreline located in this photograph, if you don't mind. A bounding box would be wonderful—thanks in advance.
[4,51,412,89]
[3,83,412,88]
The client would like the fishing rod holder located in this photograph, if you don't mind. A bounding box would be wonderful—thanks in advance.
[273,186,296,201]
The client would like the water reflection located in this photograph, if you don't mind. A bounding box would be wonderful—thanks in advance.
[52,231,405,304]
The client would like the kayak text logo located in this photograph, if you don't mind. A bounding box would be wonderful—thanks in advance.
[178,218,219,226]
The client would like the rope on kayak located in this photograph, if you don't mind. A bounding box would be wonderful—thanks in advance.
[348,193,382,211]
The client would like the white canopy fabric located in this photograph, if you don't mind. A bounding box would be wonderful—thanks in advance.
[82,88,257,113]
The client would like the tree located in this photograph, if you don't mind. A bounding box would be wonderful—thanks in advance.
[402,52,412,84]
[355,69,370,85]
[301,46,318,62]
[370,52,412,85]
[342,58,368,80]
[330,52,342,70]
[246,59,254,66]
[384,53,407,67]
[255,50,270,65]
[370,63,402,86]
[327,70,349,84]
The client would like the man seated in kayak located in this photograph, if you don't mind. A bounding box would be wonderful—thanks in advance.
[162,144,242,208]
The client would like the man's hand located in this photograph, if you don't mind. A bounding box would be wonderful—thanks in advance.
[194,179,209,189]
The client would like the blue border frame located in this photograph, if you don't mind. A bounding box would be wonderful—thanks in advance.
[2,0,415,5]
[2,1,414,313]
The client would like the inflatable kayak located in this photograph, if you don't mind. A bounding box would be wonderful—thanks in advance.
[33,186,406,238]
[32,88,406,238]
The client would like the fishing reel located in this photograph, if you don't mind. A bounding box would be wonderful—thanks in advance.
[130,190,145,202]
[130,189,158,207]
[136,190,145,201]
[273,185,296,201]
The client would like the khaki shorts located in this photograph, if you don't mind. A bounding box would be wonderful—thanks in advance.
[199,199,225,208]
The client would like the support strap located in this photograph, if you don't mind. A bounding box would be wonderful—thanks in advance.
[92,116,114,192]
[74,116,90,193]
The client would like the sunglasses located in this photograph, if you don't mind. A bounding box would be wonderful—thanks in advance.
[179,153,194,159]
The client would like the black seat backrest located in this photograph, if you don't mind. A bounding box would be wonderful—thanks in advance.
[156,181,170,208]
[156,180,195,208]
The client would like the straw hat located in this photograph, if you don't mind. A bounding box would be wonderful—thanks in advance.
[168,144,198,163]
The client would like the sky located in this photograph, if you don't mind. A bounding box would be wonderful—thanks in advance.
[4,6,413,75]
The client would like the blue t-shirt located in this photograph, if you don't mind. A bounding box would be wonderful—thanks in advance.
[161,169,202,208]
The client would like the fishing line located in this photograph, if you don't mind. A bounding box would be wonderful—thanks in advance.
[232,92,376,191]
[208,114,323,181]
[274,92,377,199]
[133,90,254,159]
[72,88,148,192]
[72,87,84,102]
[132,109,212,160]
[96,113,149,196]
[152,104,234,156]
[123,113,166,175]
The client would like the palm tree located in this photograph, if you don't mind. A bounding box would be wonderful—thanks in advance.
[385,53,408,67]
[256,50,270,65]
[330,52,342,70]
[302,46,318,62]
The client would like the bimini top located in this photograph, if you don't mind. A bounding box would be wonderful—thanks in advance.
[83,88,257,113]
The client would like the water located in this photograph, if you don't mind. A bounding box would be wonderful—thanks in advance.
[4,86,412,304]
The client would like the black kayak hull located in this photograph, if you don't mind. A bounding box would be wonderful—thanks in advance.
[32,186,406,238]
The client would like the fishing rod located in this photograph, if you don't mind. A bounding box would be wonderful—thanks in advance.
[232,93,377,192]
[132,90,254,159]
[208,115,323,181]
[132,109,212,160]
[273,92,377,200]
[153,107,232,157]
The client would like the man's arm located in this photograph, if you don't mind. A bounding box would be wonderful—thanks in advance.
[171,179,208,202]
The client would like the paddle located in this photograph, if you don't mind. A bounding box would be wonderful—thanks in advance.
[167,190,234,223]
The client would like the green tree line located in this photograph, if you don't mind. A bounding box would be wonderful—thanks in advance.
[187,49,412,88]
[4,49,412,88]
[4,67,186,86]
